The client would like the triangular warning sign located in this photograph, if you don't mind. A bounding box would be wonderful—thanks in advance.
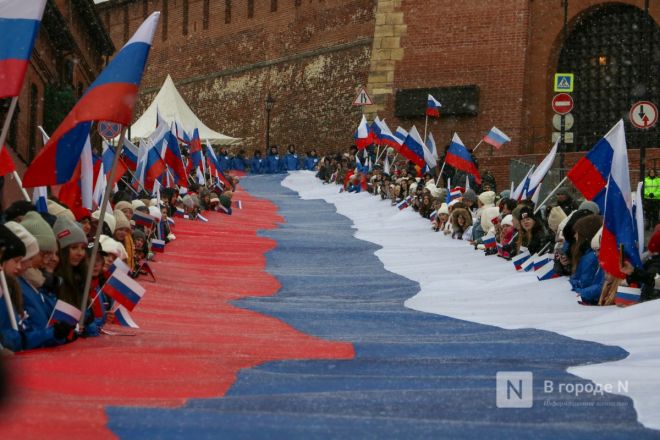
[558,77,570,89]
[353,87,373,106]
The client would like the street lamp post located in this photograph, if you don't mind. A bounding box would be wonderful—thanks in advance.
[265,93,275,150]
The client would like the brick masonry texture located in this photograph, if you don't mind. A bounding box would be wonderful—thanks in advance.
[96,0,659,187]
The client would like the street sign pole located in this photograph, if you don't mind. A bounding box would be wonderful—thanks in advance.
[559,115,566,179]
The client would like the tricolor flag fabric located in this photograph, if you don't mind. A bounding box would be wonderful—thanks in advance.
[162,129,186,182]
[445,133,481,185]
[354,115,372,150]
[234,200,243,209]
[109,258,130,275]
[121,138,139,171]
[482,234,497,250]
[111,304,140,328]
[22,12,160,187]
[132,210,155,228]
[615,286,641,306]
[429,210,438,222]
[597,120,642,278]
[375,119,402,150]
[521,253,536,272]
[397,195,413,211]
[401,126,426,168]
[173,207,185,218]
[150,239,165,253]
[394,127,408,144]
[427,132,439,162]
[33,186,48,213]
[533,254,552,271]
[482,126,511,149]
[0,0,47,98]
[511,166,534,202]
[47,299,82,327]
[421,133,437,169]
[426,94,442,118]
[101,270,146,312]
[197,213,209,222]
[536,258,560,281]
[449,187,462,202]
[0,145,16,176]
[526,140,558,199]
[369,116,383,144]
[512,250,531,271]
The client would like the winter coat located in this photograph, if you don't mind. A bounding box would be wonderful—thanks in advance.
[627,254,660,302]
[284,153,300,171]
[570,249,601,291]
[250,157,264,174]
[575,267,605,305]
[18,277,55,329]
[304,156,319,170]
[0,301,63,352]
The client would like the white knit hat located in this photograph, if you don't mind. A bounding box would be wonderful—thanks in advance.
[501,214,514,227]
[148,206,162,221]
[92,210,116,234]
[4,221,39,261]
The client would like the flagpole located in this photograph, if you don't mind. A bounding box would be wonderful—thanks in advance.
[0,97,18,157]
[12,171,31,201]
[423,115,429,145]
[472,139,484,153]
[0,271,19,331]
[533,176,568,214]
[435,160,447,186]
[79,126,127,329]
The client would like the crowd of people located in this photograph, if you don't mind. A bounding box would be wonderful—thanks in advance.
[0,175,238,355]
[315,146,660,307]
[211,145,320,174]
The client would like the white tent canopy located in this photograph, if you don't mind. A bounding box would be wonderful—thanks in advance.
[130,75,241,145]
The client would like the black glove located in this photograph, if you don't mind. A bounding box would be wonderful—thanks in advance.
[53,322,75,340]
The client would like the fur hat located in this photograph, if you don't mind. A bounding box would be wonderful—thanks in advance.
[4,221,38,261]
[53,216,87,249]
[47,200,75,222]
[517,206,535,221]
[131,199,146,210]
[578,200,600,215]
[114,209,131,231]
[92,210,116,235]
[115,201,133,213]
[148,206,162,221]
[478,191,496,206]
[501,214,514,227]
[547,206,568,233]
[451,208,472,229]
[20,211,57,253]
[0,224,26,262]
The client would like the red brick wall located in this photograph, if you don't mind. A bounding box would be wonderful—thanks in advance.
[99,0,377,153]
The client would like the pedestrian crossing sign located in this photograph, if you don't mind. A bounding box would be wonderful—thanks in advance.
[554,73,574,92]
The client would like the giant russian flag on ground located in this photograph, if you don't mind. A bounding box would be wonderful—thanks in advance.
[426,94,441,118]
[0,0,47,98]
[400,126,426,168]
[567,124,617,212]
[598,120,642,278]
[22,12,160,187]
[445,133,481,185]
[482,127,510,149]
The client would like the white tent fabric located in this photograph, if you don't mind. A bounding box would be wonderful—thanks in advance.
[130,75,241,145]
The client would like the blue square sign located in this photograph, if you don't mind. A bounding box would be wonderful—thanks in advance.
[554,73,574,92]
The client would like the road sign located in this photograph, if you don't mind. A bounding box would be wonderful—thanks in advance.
[629,101,658,129]
[352,87,373,106]
[98,121,122,140]
[554,73,574,92]
[552,113,574,130]
[552,93,574,115]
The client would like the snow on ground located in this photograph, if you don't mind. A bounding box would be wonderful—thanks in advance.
[283,171,660,431]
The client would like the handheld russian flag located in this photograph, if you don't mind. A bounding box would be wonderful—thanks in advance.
[234,200,243,209]
[512,249,531,271]
[375,119,402,150]
[445,133,481,185]
[426,94,442,118]
[521,252,537,272]
[533,254,552,271]
[511,166,534,201]
[174,120,191,144]
[167,217,175,226]
[109,258,130,275]
[173,207,185,218]
[482,126,511,149]
[394,127,408,144]
[566,123,618,212]
[0,0,47,99]
[397,195,413,210]
[429,210,438,222]
[421,133,437,169]
[401,126,426,168]
[111,304,140,328]
[354,115,372,150]
[22,12,160,187]
[536,258,560,281]
[101,270,146,312]
[132,210,156,228]
[449,187,462,201]
[162,129,186,182]
[197,213,209,222]
[598,120,642,278]
[150,238,165,253]
[615,286,641,306]
[427,132,439,162]
[33,186,48,213]
[369,116,383,144]
[482,234,497,250]
[47,299,82,327]
[121,138,139,171]
[526,140,557,198]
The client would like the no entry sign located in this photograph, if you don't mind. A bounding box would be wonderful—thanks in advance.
[552,93,574,115]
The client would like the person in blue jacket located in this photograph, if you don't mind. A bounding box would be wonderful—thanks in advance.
[218,147,232,171]
[304,149,319,171]
[568,215,604,305]
[232,149,247,171]
[0,225,69,352]
[265,146,284,174]
[283,144,300,171]
[250,150,264,174]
